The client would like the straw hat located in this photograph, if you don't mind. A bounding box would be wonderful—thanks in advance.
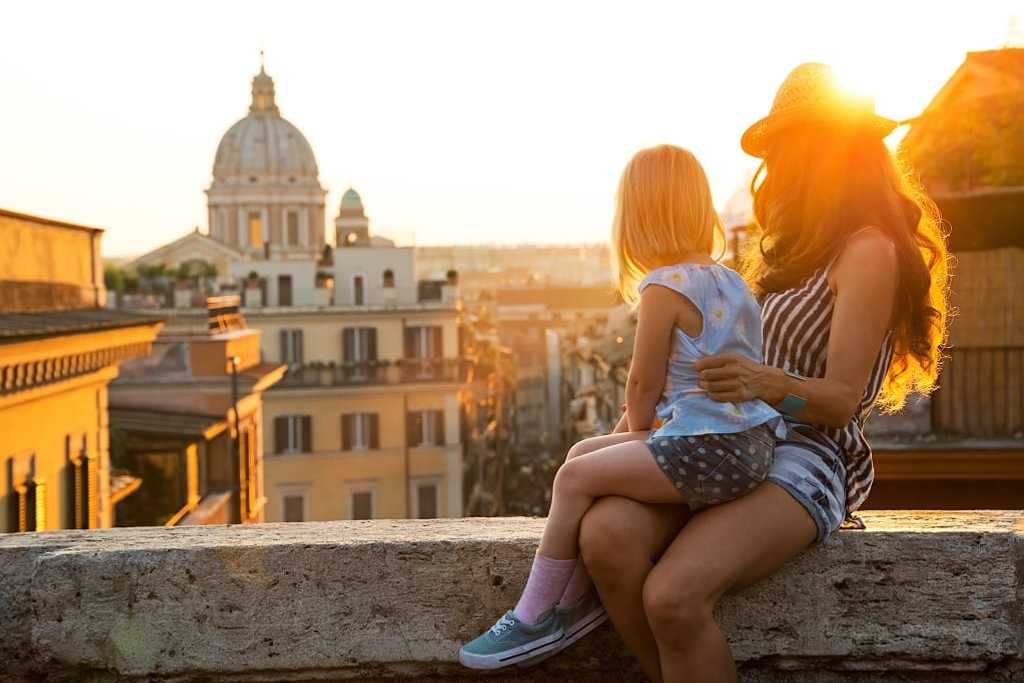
[741,63,898,158]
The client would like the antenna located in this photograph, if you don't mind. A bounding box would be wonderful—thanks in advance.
[259,49,266,72]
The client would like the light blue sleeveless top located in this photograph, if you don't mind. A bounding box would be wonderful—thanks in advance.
[639,263,785,439]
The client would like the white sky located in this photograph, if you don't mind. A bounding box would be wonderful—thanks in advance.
[1,1,1019,256]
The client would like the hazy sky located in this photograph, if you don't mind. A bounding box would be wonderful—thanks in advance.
[1,1,1019,256]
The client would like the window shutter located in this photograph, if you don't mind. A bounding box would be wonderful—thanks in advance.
[404,327,417,359]
[84,455,97,529]
[342,328,354,363]
[295,331,304,365]
[280,330,289,363]
[407,411,422,447]
[369,414,380,449]
[301,416,312,453]
[341,414,353,450]
[367,328,378,362]
[434,410,446,446]
[274,417,288,454]
[431,327,443,358]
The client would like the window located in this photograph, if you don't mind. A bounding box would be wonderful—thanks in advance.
[383,269,395,288]
[273,415,311,454]
[353,275,365,305]
[283,495,305,522]
[404,326,443,379]
[286,211,300,246]
[404,326,443,359]
[278,275,293,307]
[248,212,262,247]
[64,434,94,530]
[407,409,446,447]
[351,491,373,520]
[6,453,44,533]
[341,413,380,450]
[417,484,438,519]
[280,329,303,367]
[342,327,377,381]
[342,328,378,363]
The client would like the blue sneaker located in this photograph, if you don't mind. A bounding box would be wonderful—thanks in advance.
[458,610,564,669]
[518,591,608,668]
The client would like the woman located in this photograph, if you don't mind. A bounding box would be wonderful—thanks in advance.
[577,63,949,683]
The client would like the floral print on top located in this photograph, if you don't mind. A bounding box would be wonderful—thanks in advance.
[638,263,784,439]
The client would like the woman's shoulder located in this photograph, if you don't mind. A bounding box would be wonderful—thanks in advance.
[828,227,898,286]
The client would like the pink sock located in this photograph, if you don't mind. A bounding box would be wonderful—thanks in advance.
[513,553,577,624]
[557,559,593,606]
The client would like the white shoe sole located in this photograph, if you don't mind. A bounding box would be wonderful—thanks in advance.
[517,606,608,668]
[458,628,565,670]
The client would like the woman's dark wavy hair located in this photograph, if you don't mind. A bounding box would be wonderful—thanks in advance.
[741,124,950,411]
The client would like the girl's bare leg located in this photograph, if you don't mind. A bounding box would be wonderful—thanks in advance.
[538,440,685,560]
[563,431,651,462]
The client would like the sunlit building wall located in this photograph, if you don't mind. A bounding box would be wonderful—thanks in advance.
[0,209,162,532]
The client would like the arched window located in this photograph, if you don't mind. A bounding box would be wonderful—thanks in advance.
[383,269,395,288]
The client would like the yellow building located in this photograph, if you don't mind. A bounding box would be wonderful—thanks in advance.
[0,209,163,532]
[256,305,464,522]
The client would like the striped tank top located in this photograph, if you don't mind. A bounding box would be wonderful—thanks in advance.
[760,264,894,516]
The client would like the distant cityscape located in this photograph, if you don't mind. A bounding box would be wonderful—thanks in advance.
[3,48,1023,535]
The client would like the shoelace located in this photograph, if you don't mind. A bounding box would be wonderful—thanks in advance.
[490,614,516,637]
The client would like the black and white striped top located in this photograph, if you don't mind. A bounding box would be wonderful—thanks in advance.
[760,265,894,516]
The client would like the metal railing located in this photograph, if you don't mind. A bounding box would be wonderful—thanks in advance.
[276,358,468,389]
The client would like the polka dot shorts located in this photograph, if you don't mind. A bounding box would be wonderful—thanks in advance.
[645,423,775,509]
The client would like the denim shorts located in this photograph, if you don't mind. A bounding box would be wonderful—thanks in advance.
[646,423,775,510]
[767,423,847,544]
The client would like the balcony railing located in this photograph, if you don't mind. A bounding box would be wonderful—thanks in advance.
[276,358,469,389]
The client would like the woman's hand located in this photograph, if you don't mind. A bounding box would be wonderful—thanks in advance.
[695,353,788,405]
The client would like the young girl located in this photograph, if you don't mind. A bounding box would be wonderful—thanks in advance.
[459,144,785,670]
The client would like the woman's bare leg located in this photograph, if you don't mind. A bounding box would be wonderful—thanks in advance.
[642,481,817,683]
[580,497,688,683]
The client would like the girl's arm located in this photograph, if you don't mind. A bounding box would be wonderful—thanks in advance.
[695,230,898,428]
[625,284,689,432]
[612,411,629,433]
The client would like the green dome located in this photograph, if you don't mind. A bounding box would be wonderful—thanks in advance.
[341,188,362,208]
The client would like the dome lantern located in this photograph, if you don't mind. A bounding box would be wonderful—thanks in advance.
[250,65,279,115]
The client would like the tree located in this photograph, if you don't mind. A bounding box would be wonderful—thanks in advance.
[905,91,1024,192]
[104,265,126,294]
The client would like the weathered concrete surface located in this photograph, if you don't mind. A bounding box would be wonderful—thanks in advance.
[1,511,1023,682]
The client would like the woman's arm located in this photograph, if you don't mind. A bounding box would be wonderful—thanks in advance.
[695,230,898,428]
[625,284,694,431]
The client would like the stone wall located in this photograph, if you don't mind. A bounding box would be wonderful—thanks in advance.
[2,511,1023,682]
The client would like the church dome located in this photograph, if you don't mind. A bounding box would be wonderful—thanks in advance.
[211,67,320,184]
[341,188,362,208]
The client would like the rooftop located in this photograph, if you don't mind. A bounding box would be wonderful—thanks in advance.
[0,309,165,342]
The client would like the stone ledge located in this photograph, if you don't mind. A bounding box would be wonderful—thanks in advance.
[1,511,1023,682]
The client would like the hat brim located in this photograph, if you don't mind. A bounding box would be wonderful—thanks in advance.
[741,109,899,158]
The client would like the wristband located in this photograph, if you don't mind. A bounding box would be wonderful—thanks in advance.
[775,370,808,416]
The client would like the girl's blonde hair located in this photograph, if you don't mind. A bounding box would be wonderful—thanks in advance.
[612,145,725,303]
